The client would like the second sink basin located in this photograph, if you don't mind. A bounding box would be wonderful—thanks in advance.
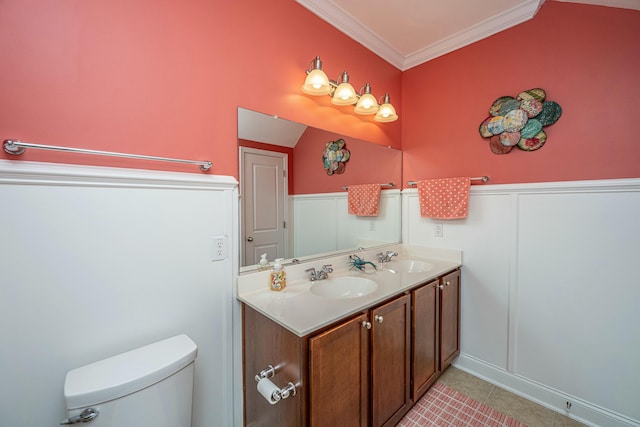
[310,276,378,299]
[384,259,433,274]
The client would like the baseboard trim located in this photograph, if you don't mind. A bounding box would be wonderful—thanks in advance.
[454,353,640,427]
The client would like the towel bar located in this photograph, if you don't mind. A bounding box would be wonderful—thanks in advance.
[342,182,394,191]
[3,139,212,172]
[406,176,489,186]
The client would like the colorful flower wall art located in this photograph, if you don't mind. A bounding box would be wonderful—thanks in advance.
[479,88,562,154]
[322,138,350,175]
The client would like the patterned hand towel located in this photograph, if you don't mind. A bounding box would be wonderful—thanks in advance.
[417,177,470,219]
[348,184,381,217]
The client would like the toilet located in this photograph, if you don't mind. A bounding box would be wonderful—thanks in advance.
[62,334,197,426]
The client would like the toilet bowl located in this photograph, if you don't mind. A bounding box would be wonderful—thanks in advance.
[62,334,197,426]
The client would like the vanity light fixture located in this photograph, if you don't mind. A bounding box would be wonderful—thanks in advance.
[301,56,398,122]
[331,71,358,106]
[354,83,379,115]
[374,93,398,123]
[301,56,332,96]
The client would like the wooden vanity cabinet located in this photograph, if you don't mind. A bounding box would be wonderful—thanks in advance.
[411,279,439,400]
[411,269,461,401]
[370,294,411,427]
[309,313,369,427]
[242,305,307,427]
[309,294,411,427]
[242,268,460,427]
[439,269,461,371]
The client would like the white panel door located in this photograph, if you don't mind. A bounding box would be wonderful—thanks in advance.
[241,148,287,265]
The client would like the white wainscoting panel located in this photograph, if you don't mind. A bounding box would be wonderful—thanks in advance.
[293,190,401,257]
[403,189,513,370]
[515,188,640,422]
[0,160,239,427]
[402,179,640,427]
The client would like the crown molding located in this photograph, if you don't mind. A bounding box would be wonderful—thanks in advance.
[555,0,640,10]
[403,0,546,69]
[295,0,407,69]
[296,0,546,71]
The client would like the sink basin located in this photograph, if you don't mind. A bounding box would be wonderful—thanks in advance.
[310,277,378,299]
[384,260,433,274]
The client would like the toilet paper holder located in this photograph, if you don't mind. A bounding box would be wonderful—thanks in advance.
[254,365,276,382]
[254,364,297,403]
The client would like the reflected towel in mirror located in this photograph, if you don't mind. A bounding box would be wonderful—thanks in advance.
[348,184,381,216]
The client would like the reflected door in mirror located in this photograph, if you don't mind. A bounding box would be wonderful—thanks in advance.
[241,147,288,265]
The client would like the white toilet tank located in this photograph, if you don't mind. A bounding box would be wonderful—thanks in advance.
[63,334,197,427]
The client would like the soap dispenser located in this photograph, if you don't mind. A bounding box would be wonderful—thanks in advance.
[258,253,269,270]
[270,258,287,291]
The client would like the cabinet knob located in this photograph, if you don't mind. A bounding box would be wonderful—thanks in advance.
[445,281,450,286]
[362,321,372,329]
[438,284,444,290]
[374,315,384,324]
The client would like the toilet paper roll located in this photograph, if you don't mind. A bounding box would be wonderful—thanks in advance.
[257,378,281,405]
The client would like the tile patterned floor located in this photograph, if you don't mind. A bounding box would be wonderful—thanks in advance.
[398,367,587,427]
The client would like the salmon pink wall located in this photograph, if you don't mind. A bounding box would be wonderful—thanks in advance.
[402,2,640,185]
[0,0,401,177]
[293,127,402,194]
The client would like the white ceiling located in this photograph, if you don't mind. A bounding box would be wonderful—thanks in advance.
[238,108,308,148]
[296,0,640,70]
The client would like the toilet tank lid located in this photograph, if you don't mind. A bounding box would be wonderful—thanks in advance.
[64,334,197,409]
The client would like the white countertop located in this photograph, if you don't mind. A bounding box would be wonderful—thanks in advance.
[237,244,462,337]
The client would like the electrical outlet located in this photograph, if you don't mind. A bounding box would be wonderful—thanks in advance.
[434,223,443,237]
[369,220,376,231]
[212,235,228,261]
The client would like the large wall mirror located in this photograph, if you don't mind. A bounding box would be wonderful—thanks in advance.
[238,107,402,271]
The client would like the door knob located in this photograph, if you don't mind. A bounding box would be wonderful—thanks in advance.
[246,236,254,242]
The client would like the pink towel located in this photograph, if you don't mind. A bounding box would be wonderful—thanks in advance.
[348,184,381,217]
[417,177,470,219]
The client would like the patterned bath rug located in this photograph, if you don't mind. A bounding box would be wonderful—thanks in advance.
[397,382,528,427]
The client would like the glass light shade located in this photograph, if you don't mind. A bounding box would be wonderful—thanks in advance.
[331,82,357,105]
[331,71,357,105]
[375,93,398,122]
[354,93,379,115]
[354,83,379,115]
[302,69,331,96]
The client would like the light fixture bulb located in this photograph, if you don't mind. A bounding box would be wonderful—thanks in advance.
[375,93,398,122]
[301,57,331,96]
[354,83,379,115]
[331,71,358,106]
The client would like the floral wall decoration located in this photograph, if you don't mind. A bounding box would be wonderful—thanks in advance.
[479,88,562,154]
[322,138,351,175]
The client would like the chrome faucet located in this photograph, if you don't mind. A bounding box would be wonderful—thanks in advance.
[377,251,399,263]
[306,264,333,281]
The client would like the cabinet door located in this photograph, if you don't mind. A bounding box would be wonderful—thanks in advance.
[412,279,439,400]
[371,294,411,427]
[440,269,461,370]
[309,313,369,427]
